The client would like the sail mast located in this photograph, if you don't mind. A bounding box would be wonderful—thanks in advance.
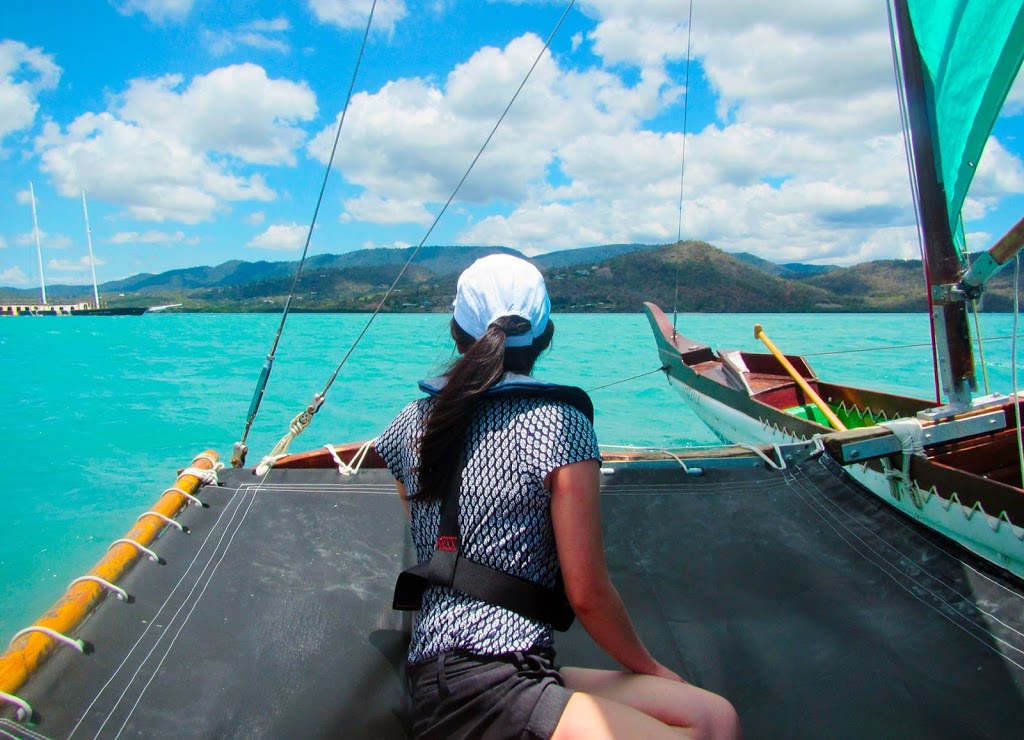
[81,191,100,310]
[29,181,47,307]
[891,0,976,407]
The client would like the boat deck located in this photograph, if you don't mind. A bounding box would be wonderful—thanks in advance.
[5,456,1024,738]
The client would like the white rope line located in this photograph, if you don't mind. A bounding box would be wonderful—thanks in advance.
[69,575,131,603]
[10,626,88,654]
[787,462,1024,666]
[878,417,926,507]
[191,452,219,467]
[1014,255,1023,490]
[163,486,205,508]
[256,395,326,475]
[0,692,32,723]
[108,539,163,565]
[0,718,50,739]
[323,439,377,476]
[177,464,223,486]
[734,442,787,470]
[110,485,264,739]
[137,511,188,533]
[69,483,249,738]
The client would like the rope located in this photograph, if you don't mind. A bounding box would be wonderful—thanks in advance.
[0,691,32,722]
[255,1,578,471]
[735,442,788,470]
[585,367,666,393]
[231,0,380,467]
[323,439,377,476]
[879,417,926,507]
[886,0,941,403]
[672,0,694,335]
[179,464,224,486]
[1014,256,1023,489]
[971,299,991,394]
[800,335,1024,357]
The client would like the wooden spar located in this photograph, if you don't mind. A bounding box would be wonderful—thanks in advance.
[891,0,976,405]
[961,214,1024,291]
[0,451,219,701]
[754,324,848,432]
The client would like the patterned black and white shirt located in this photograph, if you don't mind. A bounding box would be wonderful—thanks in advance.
[376,388,600,663]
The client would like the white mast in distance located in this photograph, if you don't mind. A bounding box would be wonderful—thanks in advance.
[82,191,100,309]
[29,181,47,306]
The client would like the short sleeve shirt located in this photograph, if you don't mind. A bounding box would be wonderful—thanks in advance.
[375,392,600,663]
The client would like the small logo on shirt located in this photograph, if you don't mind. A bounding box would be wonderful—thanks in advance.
[436,536,458,552]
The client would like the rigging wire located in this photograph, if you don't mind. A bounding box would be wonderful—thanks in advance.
[801,334,1024,357]
[317,0,576,402]
[1013,255,1023,489]
[971,299,991,395]
[254,0,579,468]
[585,367,667,394]
[672,0,695,336]
[960,217,992,394]
[231,0,379,467]
[886,0,941,404]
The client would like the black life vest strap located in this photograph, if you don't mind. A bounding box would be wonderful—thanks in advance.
[392,464,575,631]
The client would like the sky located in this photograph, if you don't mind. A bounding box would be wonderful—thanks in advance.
[3,0,1024,291]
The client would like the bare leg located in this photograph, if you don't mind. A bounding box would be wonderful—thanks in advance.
[552,691,695,739]
[555,666,740,740]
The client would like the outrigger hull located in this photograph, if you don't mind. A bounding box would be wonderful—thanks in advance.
[644,302,1024,581]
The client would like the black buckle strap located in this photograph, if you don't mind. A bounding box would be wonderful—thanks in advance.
[393,460,575,630]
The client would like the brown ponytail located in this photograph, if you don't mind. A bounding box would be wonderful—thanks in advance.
[414,315,554,501]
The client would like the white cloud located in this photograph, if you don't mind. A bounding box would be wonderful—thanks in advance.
[0,266,29,286]
[341,193,433,225]
[203,17,291,56]
[247,223,309,249]
[0,40,61,146]
[48,256,101,272]
[14,230,72,249]
[244,211,266,226]
[113,0,194,23]
[452,4,1022,263]
[0,236,7,248]
[35,64,317,224]
[309,0,407,33]
[309,33,650,208]
[109,230,196,245]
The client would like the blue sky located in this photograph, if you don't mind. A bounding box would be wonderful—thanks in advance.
[2,0,1024,291]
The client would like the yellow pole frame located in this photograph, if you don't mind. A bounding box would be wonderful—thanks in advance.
[754,324,847,432]
[0,450,219,702]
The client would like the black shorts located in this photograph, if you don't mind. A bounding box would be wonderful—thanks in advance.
[406,648,574,739]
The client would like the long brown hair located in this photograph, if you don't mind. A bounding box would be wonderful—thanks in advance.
[413,315,554,501]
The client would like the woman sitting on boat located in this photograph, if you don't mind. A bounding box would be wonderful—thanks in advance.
[376,254,739,738]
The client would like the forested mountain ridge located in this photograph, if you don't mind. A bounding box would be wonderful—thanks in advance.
[1,241,1016,312]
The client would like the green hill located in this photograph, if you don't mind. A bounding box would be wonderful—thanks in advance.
[1,241,1013,313]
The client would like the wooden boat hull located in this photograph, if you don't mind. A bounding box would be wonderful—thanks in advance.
[644,302,1024,580]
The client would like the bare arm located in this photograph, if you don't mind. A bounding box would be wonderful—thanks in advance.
[394,480,409,517]
[549,459,682,681]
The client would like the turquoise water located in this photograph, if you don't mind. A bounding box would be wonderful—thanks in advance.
[1,310,1021,640]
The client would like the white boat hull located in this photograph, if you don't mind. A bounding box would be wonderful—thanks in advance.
[667,375,1024,579]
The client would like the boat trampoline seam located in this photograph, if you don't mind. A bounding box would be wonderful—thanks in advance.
[68,481,256,738]
[0,718,49,740]
[820,456,1024,604]
[784,463,1024,668]
[106,483,262,740]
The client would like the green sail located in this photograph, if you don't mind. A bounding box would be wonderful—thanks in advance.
[907,0,1024,254]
